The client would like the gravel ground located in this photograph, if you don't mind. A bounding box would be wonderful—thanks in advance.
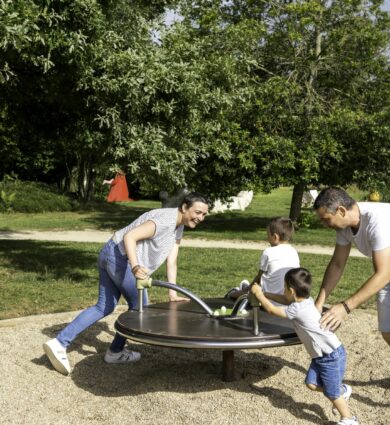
[0,231,381,424]
[1,307,388,425]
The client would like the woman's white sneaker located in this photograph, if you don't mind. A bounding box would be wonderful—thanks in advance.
[104,348,141,364]
[43,338,71,375]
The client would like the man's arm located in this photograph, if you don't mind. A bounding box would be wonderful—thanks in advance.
[347,247,390,308]
[319,246,390,331]
[315,243,351,311]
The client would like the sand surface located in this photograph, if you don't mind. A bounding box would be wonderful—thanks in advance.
[1,306,388,425]
[0,230,382,424]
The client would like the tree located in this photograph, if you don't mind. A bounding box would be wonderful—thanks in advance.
[0,0,178,199]
[172,0,390,218]
[1,0,388,209]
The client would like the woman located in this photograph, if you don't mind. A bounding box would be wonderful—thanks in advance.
[43,192,209,375]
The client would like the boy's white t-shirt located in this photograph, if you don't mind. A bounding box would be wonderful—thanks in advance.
[285,298,341,358]
[336,202,390,257]
[260,244,300,294]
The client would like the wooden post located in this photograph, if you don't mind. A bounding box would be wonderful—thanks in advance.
[222,350,235,381]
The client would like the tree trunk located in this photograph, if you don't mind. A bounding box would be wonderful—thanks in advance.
[63,160,74,193]
[77,160,86,200]
[289,16,322,224]
[76,157,95,202]
[289,182,305,222]
[85,165,96,201]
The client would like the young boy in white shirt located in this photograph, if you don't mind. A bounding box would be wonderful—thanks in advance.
[251,267,358,425]
[227,217,299,299]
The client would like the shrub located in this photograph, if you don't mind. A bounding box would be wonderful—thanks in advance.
[0,180,78,213]
[297,210,321,229]
[378,186,390,203]
[0,189,16,212]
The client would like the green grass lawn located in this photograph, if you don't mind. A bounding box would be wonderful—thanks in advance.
[0,199,160,231]
[0,186,373,320]
[0,239,374,320]
[0,187,358,246]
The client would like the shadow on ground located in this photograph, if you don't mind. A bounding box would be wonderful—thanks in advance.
[345,377,390,409]
[32,322,331,424]
[250,385,328,423]
[0,240,99,282]
[80,204,153,231]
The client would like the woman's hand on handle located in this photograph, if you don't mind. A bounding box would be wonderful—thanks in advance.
[132,265,150,280]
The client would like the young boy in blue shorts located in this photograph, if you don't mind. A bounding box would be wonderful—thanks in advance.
[250,267,358,425]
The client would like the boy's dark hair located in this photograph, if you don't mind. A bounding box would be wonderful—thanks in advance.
[268,217,294,241]
[285,267,312,298]
[313,187,356,214]
[180,192,210,209]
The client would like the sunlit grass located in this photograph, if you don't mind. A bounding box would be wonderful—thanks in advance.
[0,240,374,320]
[0,187,339,246]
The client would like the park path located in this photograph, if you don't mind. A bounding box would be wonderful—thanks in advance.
[0,229,365,257]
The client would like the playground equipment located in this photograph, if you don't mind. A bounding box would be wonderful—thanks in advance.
[115,279,300,381]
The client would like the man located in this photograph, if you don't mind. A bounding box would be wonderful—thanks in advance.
[313,187,390,347]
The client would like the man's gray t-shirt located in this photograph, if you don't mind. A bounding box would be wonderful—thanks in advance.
[112,208,183,273]
[285,298,341,358]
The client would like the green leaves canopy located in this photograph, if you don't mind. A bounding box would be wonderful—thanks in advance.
[1,0,389,203]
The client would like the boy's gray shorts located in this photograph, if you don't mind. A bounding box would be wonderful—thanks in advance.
[377,282,390,332]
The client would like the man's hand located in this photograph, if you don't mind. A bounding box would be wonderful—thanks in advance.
[319,303,348,331]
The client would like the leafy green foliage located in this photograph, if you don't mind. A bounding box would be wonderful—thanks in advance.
[0,179,76,212]
[174,0,390,215]
[0,189,15,212]
[0,0,389,207]
[0,0,178,198]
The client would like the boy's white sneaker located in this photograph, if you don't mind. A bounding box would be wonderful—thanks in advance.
[239,279,250,291]
[333,384,352,414]
[224,287,239,298]
[104,347,141,364]
[224,280,251,299]
[337,416,359,425]
[43,338,71,375]
[341,384,352,401]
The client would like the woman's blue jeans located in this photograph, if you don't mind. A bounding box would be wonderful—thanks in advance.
[56,239,148,352]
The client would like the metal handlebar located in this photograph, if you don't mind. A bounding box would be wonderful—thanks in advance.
[136,279,214,315]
